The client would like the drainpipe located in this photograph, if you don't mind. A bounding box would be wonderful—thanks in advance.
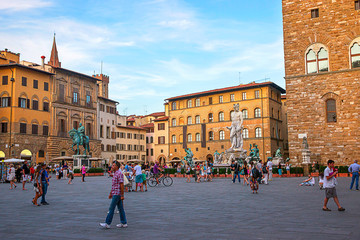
[8,68,15,158]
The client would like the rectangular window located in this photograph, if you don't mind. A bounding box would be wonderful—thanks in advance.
[242,92,246,100]
[230,94,235,102]
[158,123,165,130]
[33,79,38,89]
[209,97,213,105]
[311,8,319,18]
[195,98,200,107]
[2,76,8,85]
[127,133,132,139]
[86,91,91,107]
[18,98,27,108]
[219,95,223,103]
[255,90,260,99]
[20,123,27,134]
[356,1,360,10]
[43,125,48,136]
[32,100,38,110]
[59,84,65,102]
[1,97,10,107]
[44,82,49,91]
[86,123,91,138]
[73,89,79,104]
[43,102,49,112]
[158,136,165,144]
[106,126,110,138]
[22,77,27,86]
[151,149,153,156]
[1,122,7,133]
[100,125,103,138]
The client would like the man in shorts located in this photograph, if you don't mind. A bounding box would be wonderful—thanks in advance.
[133,162,143,192]
[22,160,30,190]
[322,159,345,211]
[153,161,163,184]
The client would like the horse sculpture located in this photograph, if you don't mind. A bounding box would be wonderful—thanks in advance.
[69,128,90,155]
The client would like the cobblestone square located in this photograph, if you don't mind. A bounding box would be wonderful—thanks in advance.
[0,176,359,240]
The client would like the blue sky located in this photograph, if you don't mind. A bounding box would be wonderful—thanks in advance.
[0,0,284,115]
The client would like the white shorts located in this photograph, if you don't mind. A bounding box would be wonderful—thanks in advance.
[23,174,30,182]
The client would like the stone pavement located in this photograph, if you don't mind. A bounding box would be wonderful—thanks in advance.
[0,175,359,240]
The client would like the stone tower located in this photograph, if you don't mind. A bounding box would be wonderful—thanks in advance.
[48,34,61,68]
[282,0,360,165]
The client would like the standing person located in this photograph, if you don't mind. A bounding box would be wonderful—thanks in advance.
[40,164,50,205]
[267,158,273,181]
[55,165,60,180]
[32,165,43,206]
[207,163,213,182]
[15,166,22,183]
[286,163,291,176]
[256,160,263,184]
[141,170,147,192]
[133,162,143,192]
[63,162,68,179]
[68,166,74,184]
[30,165,35,182]
[348,160,360,191]
[322,160,345,211]
[232,161,241,183]
[81,164,86,182]
[100,161,127,229]
[262,161,269,185]
[250,162,259,194]
[176,164,181,176]
[185,164,191,183]
[22,160,30,190]
[242,161,249,185]
[7,164,16,189]
[230,160,236,182]
[278,162,282,177]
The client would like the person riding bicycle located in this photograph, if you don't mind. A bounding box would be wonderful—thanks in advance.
[153,161,163,184]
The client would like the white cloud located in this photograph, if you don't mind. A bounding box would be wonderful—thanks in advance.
[0,0,52,11]
[158,19,193,29]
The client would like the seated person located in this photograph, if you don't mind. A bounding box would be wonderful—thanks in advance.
[318,172,324,190]
[299,175,315,186]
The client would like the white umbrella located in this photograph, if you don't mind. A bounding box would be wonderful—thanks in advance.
[2,159,25,163]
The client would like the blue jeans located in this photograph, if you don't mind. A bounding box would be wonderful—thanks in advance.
[350,172,359,190]
[105,195,127,225]
[278,169,282,175]
[232,173,241,183]
[41,181,48,203]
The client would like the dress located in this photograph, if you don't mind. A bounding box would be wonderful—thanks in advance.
[7,167,15,181]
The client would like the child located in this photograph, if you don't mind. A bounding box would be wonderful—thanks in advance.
[207,164,212,182]
[142,170,147,192]
[186,164,191,183]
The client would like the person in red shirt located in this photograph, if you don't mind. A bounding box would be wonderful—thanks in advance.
[30,165,35,182]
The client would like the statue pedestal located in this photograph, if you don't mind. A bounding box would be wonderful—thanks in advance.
[303,163,310,176]
[272,157,283,166]
[73,155,91,169]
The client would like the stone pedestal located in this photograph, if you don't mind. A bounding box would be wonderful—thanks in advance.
[303,163,310,176]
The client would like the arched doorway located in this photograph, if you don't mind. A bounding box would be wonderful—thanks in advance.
[206,154,213,163]
[20,149,32,160]
[0,150,5,160]
[158,156,166,166]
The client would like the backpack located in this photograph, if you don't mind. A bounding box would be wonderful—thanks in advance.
[252,168,260,178]
[262,166,268,174]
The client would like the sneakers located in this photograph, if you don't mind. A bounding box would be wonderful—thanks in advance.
[99,223,110,229]
[116,223,128,228]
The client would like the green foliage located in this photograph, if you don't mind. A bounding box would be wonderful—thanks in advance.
[218,168,226,174]
[227,168,231,174]
[87,168,104,173]
[336,166,349,173]
[164,168,176,174]
[213,168,218,175]
[181,168,185,174]
[290,167,304,174]
[74,169,80,173]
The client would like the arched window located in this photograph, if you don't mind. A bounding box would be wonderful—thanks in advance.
[208,113,213,122]
[271,108,274,118]
[254,108,261,118]
[326,99,337,122]
[219,130,225,140]
[195,115,200,124]
[195,98,200,107]
[278,129,281,139]
[273,127,275,138]
[209,131,214,141]
[146,137,149,143]
[230,110,234,120]
[242,128,249,139]
[351,43,360,68]
[150,136,153,143]
[172,135,176,143]
[172,118,176,126]
[242,109,248,119]
[306,46,329,73]
[172,102,177,110]
[187,133,192,142]
[187,116,192,125]
[195,133,201,142]
[187,100,192,108]
[255,128,262,138]
[218,112,224,121]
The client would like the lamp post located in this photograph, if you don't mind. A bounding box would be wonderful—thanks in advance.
[8,68,15,158]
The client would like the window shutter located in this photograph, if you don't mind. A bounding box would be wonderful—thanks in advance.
[0,98,2,107]
[8,97,11,107]
[18,97,21,107]
[27,99,30,108]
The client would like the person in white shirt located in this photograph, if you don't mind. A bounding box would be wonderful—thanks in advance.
[133,163,143,192]
[267,158,273,181]
[299,175,315,186]
[322,160,345,211]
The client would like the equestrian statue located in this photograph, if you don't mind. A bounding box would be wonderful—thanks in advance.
[69,123,90,155]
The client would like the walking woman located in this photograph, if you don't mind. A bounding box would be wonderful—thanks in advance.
[8,164,17,189]
[32,165,43,206]
[68,166,74,184]
[242,161,249,185]
[185,164,191,182]
[81,164,86,182]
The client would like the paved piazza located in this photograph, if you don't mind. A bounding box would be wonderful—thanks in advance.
[0,176,359,240]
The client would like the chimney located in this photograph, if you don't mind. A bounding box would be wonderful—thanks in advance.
[41,56,45,69]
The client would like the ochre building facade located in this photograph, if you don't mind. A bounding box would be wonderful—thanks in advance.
[165,82,287,162]
[282,0,360,165]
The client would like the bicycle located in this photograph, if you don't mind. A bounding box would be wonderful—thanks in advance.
[148,173,173,187]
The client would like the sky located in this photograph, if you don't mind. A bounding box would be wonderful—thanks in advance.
[0,0,285,116]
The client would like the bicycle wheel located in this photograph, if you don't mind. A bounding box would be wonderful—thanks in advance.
[162,176,173,186]
[148,177,157,187]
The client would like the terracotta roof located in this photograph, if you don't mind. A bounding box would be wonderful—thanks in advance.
[147,112,165,117]
[165,82,286,101]
[281,94,286,99]
[116,125,146,130]
[53,67,98,82]
[127,118,135,122]
[0,63,54,75]
[98,96,119,104]
[140,123,154,128]
[154,116,169,122]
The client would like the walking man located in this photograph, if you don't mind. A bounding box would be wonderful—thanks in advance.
[267,157,273,181]
[40,164,50,205]
[348,160,360,190]
[100,161,127,229]
[133,162,143,192]
[322,160,345,211]
[232,161,241,183]
[22,160,30,190]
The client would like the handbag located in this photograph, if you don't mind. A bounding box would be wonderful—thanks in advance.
[123,173,130,186]
[240,169,244,175]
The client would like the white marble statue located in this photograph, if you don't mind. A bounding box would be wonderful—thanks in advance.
[227,103,244,151]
